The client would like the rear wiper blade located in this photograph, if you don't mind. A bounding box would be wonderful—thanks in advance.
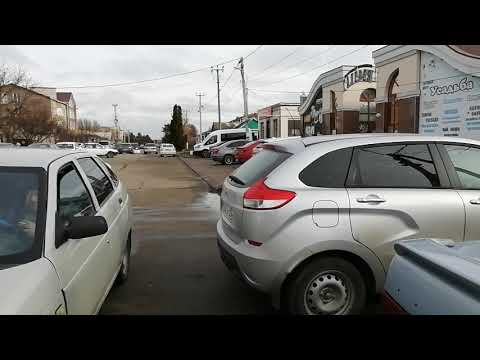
[229,175,245,185]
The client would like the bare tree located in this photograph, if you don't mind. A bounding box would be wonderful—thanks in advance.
[0,64,37,142]
[15,107,58,144]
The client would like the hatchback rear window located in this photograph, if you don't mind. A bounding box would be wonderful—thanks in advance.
[229,149,291,187]
[299,147,353,188]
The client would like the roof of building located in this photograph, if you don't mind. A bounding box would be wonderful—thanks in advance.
[1,84,68,107]
[0,148,87,168]
[56,92,72,103]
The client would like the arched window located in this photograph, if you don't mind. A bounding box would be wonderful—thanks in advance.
[359,88,376,133]
[330,90,337,134]
[385,69,400,132]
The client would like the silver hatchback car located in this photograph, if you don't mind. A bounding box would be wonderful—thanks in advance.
[217,133,480,315]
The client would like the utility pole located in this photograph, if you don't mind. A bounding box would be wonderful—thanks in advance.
[112,104,118,142]
[236,57,249,122]
[211,65,224,130]
[196,91,205,141]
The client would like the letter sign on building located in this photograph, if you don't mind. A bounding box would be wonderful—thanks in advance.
[344,65,376,90]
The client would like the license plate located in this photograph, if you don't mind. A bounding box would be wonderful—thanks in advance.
[222,204,234,225]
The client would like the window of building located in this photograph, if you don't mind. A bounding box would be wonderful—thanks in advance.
[273,119,278,137]
[288,120,302,136]
[0,93,9,104]
[346,143,440,188]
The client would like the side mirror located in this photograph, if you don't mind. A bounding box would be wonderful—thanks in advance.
[55,214,108,248]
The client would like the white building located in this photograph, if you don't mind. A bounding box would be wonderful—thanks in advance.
[257,102,301,139]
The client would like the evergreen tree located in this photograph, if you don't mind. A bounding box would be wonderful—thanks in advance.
[169,104,185,150]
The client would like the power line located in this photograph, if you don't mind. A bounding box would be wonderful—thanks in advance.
[250,47,302,79]
[54,56,243,89]
[244,45,263,60]
[261,45,371,86]
[249,89,310,94]
[250,46,335,84]
[220,66,236,91]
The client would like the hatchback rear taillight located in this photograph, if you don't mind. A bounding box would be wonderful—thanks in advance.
[243,178,295,210]
[382,291,408,315]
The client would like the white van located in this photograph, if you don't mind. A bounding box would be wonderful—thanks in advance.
[193,128,258,158]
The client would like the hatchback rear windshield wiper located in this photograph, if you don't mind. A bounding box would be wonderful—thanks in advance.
[229,175,245,186]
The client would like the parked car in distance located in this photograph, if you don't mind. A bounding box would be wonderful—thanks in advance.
[234,140,266,163]
[159,143,176,157]
[383,238,480,315]
[56,142,84,150]
[211,139,249,165]
[115,143,134,154]
[143,143,158,155]
[217,133,480,315]
[193,128,259,158]
[83,143,118,158]
[0,143,16,148]
[28,143,60,149]
[0,149,133,314]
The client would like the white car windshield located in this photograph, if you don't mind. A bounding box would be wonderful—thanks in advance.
[0,168,44,265]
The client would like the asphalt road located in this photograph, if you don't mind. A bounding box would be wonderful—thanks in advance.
[100,154,275,315]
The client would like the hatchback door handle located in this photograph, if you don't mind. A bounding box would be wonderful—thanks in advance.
[470,198,480,205]
[356,195,386,203]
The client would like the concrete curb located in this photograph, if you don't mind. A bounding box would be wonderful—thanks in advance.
[178,156,222,194]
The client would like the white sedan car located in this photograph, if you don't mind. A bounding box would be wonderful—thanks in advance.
[143,143,158,155]
[84,143,118,158]
[159,143,176,157]
[0,149,133,314]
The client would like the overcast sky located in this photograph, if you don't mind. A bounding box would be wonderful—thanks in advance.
[0,45,384,139]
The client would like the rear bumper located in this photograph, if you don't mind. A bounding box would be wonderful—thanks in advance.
[216,220,283,298]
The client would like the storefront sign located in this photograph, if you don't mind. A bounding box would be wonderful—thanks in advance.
[344,65,376,89]
[419,52,480,140]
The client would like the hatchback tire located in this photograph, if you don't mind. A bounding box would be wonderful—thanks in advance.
[202,150,209,158]
[115,235,131,285]
[285,257,366,315]
[223,154,234,165]
[107,151,114,158]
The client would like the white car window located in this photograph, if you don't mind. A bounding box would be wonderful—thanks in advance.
[0,168,43,261]
[57,163,96,221]
[77,158,114,206]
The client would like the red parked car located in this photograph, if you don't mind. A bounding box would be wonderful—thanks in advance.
[234,140,265,163]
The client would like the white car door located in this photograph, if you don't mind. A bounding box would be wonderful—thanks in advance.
[43,158,113,315]
[76,157,125,290]
[94,157,131,267]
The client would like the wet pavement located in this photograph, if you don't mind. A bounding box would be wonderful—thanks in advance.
[100,154,275,314]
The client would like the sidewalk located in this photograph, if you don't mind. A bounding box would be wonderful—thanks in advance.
[179,156,239,193]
